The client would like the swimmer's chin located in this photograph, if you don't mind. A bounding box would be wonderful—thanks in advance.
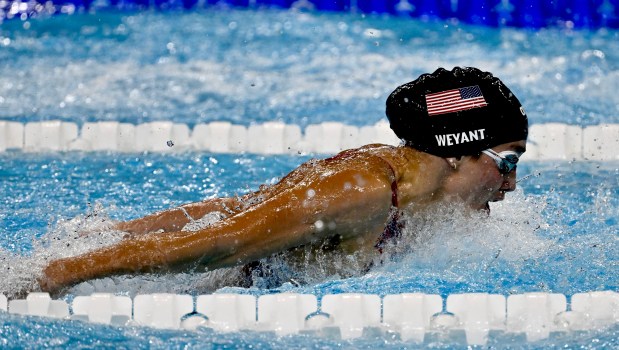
[492,191,506,202]
[483,194,508,213]
[468,202,491,214]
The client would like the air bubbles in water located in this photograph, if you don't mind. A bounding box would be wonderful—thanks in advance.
[373,190,553,293]
[0,202,124,298]
[182,211,226,232]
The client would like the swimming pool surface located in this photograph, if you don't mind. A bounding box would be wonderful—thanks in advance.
[0,8,618,127]
[0,7,618,349]
[0,152,617,347]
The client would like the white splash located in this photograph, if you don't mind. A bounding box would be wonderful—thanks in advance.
[0,203,125,298]
[182,211,227,232]
[0,190,554,298]
[379,189,553,272]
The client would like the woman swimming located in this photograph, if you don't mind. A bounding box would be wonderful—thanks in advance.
[39,66,528,293]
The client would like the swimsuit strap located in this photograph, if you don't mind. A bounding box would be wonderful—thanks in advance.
[378,155,398,208]
[390,171,398,207]
[326,149,402,253]
[327,148,399,206]
[375,156,403,254]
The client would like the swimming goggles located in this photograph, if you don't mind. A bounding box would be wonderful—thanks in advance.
[481,149,520,175]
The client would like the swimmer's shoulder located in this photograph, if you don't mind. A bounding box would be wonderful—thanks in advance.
[335,143,399,159]
[324,144,397,165]
[323,143,428,170]
[352,144,423,173]
[323,144,423,183]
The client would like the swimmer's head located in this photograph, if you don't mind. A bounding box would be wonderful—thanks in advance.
[386,67,528,157]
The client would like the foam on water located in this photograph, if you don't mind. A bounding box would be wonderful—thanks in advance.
[0,8,618,346]
[0,156,617,347]
[1,153,616,302]
[0,187,555,299]
[391,191,550,263]
[0,10,618,127]
[0,203,126,297]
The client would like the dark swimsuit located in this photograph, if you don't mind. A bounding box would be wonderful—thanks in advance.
[240,149,403,286]
[325,148,404,252]
[374,159,403,254]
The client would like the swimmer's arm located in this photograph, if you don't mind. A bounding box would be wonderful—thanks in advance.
[40,163,394,292]
[115,197,244,235]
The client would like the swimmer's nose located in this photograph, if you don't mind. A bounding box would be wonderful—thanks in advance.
[501,170,517,192]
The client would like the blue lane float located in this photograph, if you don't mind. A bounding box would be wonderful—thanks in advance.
[1,0,618,28]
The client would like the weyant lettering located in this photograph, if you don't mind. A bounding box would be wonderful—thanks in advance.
[435,129,486,146]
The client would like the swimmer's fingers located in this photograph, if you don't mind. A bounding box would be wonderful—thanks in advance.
[38,264,62,293]
[38,259,74,295]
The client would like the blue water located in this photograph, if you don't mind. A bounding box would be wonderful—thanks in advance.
[0,151,618,347]
[0,9,618,127]
[0,7,618,349]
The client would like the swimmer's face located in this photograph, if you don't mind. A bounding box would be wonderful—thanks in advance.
[449,140,526,211]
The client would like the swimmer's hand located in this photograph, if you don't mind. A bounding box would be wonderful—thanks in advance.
[38,259,73,294]
[39,254,111,294]
[38,235,176,294]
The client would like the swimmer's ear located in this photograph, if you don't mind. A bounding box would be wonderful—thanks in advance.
[445,157,458,170]
[445,156,464,170]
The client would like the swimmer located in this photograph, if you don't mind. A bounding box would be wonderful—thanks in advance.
[39,67,528,293]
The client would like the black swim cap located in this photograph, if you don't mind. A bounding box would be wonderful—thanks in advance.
[386,67,528,157]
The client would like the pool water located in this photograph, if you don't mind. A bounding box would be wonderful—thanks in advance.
[0,7,618,349]
[0,152,617,347]
[0,8,618,127]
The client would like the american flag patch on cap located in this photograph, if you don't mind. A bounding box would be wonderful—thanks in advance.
[425,85,488,116]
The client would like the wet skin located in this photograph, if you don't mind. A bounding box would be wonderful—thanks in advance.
[39,141,526,293]
[441,140,526,212]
